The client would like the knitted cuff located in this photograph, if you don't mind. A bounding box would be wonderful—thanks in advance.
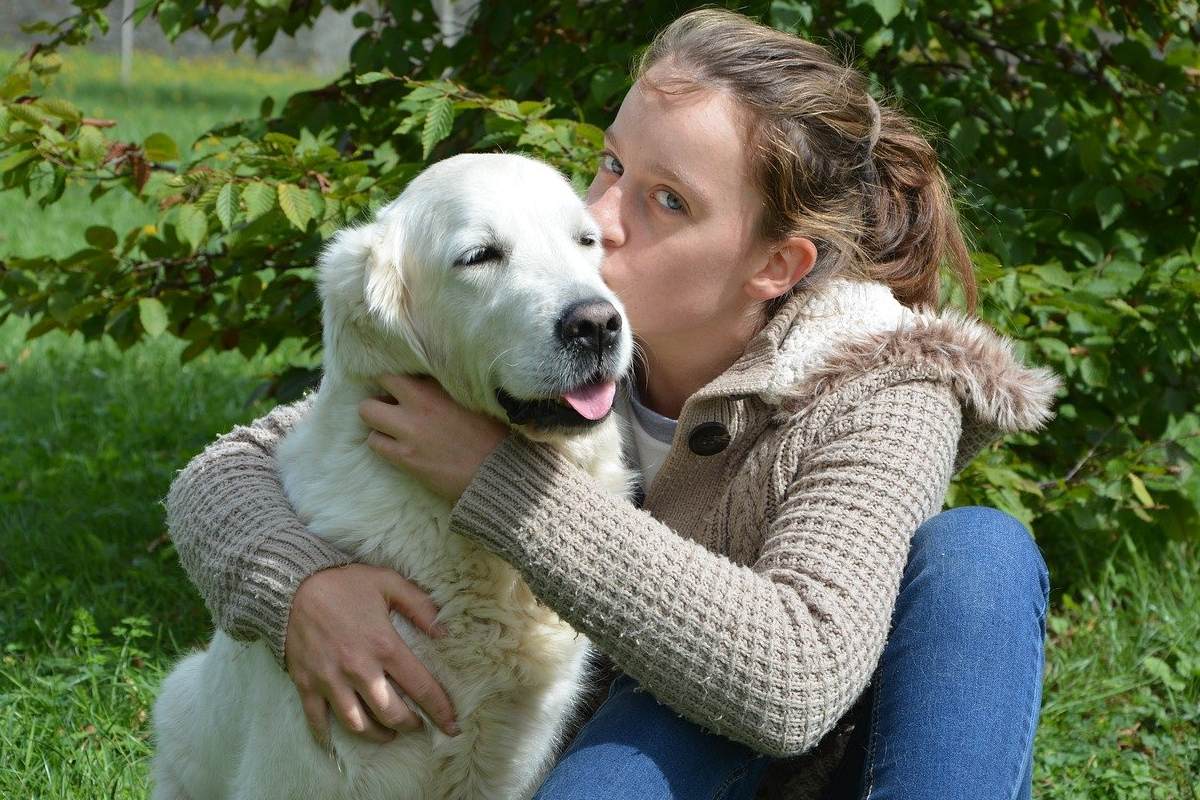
[227,530,355,671]
[448,432,577,558]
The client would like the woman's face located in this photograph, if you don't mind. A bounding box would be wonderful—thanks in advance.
[584,66,774,344]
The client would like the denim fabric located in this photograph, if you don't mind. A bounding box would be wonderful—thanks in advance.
[530,506,1051,800]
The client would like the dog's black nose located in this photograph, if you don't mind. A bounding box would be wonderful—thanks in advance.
[557,299,622,356]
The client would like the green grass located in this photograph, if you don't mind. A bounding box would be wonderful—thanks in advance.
[1,48,1198,799]
[0,47,320,798]
[1036,538,1200,797]
[0,315,301,797]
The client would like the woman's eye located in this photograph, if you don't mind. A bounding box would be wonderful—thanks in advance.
[599,151,623,176]
[653,189,685,213]
[454,246,502,267]
[599,150,685,215]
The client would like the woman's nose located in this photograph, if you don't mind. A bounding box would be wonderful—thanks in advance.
[586,185,624,250]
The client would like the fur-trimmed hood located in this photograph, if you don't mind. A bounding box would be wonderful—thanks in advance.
[685,277,1063,475]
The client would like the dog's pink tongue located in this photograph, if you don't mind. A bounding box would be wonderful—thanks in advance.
[562,380,617,420]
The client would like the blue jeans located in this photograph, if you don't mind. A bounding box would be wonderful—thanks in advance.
[531,506,1051,800]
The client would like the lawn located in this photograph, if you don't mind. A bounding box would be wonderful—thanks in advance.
[1,49,1197,799]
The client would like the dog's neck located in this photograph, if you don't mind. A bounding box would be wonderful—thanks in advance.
[304,367,621,481]
[317,370,407,410]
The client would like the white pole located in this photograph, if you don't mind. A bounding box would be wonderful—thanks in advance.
[120,0,134,86]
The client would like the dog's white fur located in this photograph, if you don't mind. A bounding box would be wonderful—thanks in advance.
[152,153,638,800]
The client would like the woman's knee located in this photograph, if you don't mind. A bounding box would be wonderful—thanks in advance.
[906,506,1050,626]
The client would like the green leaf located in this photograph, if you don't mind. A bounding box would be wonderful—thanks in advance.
[1035,337,1071,361]
[1101,257,1144,291]
[1128,474,1153,508]
[404,85,447,103]
[1079,355,1110,388]
[1095,186,1124,229]
[143,132,180,162]
[6,103,48,128]
[589,67,627,106]
[277,182,313,230]
[0,71,32,100]
[84,226,118,250]
[215,182,239,231]
[242,181,275,220]
[970,251,1004,281]
[0,149,39,174]
[157,0,184,38]
[871,0,902,25]
[356,71,393,85]
[949,116,985,158]
[77,124,106,163]
[132,0,157,25]
[176,204,208,252]
[47,291,77,325]
[138,298,169,338]
[1059,230,1104,265]
[1000,271,1020,310]
[38,97,82,123]
[421,97,454,160]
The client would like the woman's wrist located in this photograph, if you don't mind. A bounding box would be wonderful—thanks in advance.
[448,432,576,559]
[231,533,355,669]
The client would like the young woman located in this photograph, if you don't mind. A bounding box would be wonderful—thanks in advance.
[165,8,1061,799]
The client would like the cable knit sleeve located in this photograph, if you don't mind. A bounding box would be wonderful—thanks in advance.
[448,379,962,758]
[162,392,354,669]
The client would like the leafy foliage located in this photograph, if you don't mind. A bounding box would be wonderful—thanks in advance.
[1,0,1198,585]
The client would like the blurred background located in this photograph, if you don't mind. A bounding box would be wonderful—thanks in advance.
[2,0,361,72]
[0,1,1197,797]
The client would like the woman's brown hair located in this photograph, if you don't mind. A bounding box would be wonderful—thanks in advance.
[631,6,978,319]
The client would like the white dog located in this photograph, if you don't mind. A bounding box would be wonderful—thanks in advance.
[152,152,638,800]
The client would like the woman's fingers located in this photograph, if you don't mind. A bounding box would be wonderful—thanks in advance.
[354,669,424,733]
[283,564,459,747]
[381,642,460,737]
[380,569,449,640]
[359,397,405,443]
[299,688,333,750]
[329,684,396,744]
[365,429,410,469]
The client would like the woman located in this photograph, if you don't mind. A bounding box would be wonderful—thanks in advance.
[165,8,1060,799]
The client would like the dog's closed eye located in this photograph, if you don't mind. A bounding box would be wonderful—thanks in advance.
[454,245,506,268]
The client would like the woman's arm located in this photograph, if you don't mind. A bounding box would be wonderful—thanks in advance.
[163,392,461,743]
[162,392,354,666]
[448,379,963,759]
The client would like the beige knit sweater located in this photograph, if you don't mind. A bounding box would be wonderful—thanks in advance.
[164,278,1061,799]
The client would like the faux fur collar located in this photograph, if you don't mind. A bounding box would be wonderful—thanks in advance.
[686,276,1062,474]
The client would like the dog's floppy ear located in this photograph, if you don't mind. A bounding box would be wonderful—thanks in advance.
[316,216,431,376]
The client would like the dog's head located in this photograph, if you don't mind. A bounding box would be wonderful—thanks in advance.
[317,152,633,436]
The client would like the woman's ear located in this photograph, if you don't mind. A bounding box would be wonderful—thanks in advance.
[744,235,817,301]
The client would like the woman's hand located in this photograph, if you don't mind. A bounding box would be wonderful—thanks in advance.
[285,563,462,747]
[358,374,510,502]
